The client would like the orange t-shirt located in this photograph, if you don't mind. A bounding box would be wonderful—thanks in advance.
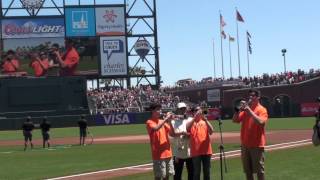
[237,103,268,147]
[60,47,79,76]
[146,118,172,160]
[30,59,49,77]
[2,59,19,73]
[189,118,213,157]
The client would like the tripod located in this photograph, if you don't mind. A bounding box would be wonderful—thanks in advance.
[217,117,228,180]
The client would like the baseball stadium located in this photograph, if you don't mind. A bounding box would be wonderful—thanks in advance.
[0,0,320,180]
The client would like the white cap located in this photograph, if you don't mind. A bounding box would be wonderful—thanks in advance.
[177,102,187,109]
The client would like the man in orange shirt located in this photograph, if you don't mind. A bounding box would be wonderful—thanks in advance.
[1,50,20,74]
[186,106,214,180]
[54,38,79,76]
[233,89,268,180]
[29,51,50,77]
[146,103,175,180]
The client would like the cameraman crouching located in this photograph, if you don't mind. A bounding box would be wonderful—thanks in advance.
[232,89,268,180]
[53,38,79,76]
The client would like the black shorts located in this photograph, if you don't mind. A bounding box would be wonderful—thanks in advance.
[42,132,50,141]
[23,131,32,141]
[80,129,87,137]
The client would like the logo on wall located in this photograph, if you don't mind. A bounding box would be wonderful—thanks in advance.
[99,36,127,76]
[103,39,124,60]
[103,10,117,23]
[72,11,88,29]
[134,39,151,60]
[65,8,95,37]
[2,18,65,39]
[96,7,125,36]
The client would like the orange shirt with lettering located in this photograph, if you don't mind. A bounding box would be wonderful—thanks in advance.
[146,118,173,160]
[236,103,268,147]
[189,118,213,157]
[30,59,49,77]
[2,59,19,73]
[60,47,79,76]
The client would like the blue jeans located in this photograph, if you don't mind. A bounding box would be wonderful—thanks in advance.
[192,155,211,180]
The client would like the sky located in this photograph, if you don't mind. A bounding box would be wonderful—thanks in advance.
[156,0,320,86]
[2,0,320,87]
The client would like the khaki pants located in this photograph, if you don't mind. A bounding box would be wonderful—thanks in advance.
[241,146,265,174]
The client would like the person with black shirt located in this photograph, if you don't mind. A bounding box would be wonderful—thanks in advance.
[78,115,88,146]
[40,117,51,148]
[22,116,35,151]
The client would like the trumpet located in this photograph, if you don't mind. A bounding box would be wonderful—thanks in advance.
[235,99,251,112]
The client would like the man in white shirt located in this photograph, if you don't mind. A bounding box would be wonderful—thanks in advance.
[170,102,193,180]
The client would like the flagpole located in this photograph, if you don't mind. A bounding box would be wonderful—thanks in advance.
[236,7,241,78]
[246,31,250,78]
[213,38,216,79]
[219,12,225,79]
[228,36,232,78]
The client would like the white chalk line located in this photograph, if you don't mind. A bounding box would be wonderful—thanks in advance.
[47,139,311,180]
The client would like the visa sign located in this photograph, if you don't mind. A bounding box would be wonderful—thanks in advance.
[95,113,135,125]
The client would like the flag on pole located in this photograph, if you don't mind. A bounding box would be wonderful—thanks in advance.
[220,14,226,27]
[247,31,252,54]
[221,31,227,39]
[229,35,235,42]
[236,10,245,22]
[220,14,227,39]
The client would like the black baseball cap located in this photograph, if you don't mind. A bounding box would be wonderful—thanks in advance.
[317,97,320,102]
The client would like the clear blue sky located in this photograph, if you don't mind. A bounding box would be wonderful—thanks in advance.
[156,0,320,86]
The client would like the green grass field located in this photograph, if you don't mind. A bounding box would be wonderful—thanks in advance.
[0,117,315,141]
[113,145,319,180]
[0,117,316,179]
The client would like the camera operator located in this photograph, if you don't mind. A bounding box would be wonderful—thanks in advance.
[232,89,268,180]
[186,106,214,180]
[53,38,79,76]
[1,50,20,74]
[29,51,50,77]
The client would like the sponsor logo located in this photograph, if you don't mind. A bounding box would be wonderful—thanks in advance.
[103,114,131,125]
[4,24,63,35]
[103,10,117,23]
[103,39,124,60]
[72,11,89,29]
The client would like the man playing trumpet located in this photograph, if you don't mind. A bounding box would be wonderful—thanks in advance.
[233,89,269,180]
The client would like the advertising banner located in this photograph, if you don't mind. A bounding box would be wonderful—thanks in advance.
[96,6,125,36]
[95,113,137,125]
[99,36,127,76]
[65,7,96,37]
[301,103,318,116]
[1,18,64,39]
[207,89,220,102]
[206,108,221,120]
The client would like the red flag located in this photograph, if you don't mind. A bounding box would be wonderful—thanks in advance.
[220,14,226,27]
[236,10,244,22]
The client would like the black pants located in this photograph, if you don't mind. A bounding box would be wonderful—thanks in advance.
[174,157,193,180]
[192,155,211,180]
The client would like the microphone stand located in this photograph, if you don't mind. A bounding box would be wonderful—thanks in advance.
[217,116,227,180]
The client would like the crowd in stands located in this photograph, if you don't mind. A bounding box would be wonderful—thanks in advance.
[165,68,320,91]
[87,85,192,114]
[87,68,319,114]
